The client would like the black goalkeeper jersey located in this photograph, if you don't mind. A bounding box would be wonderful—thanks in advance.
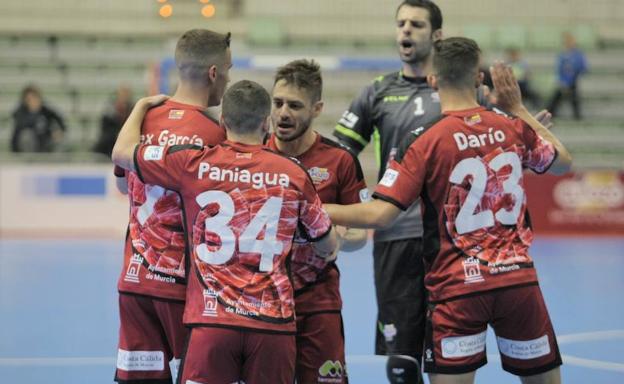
[334,71,441,241]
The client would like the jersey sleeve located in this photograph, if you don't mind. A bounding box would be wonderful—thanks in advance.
[298,176,332,242]
[337,151,369,204]
[517,119,557,174]
[373,137,425,210]
[333,83,376,154]
[134,144,200,191]
[113,165,126,178]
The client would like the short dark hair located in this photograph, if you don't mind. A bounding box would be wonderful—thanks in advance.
[222,80,271,134]
[396,0,443,31]
[433,37,481,89]
[273,59,323,103]
[175,29,231,82]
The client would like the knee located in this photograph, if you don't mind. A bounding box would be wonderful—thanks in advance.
[386,355,423,384]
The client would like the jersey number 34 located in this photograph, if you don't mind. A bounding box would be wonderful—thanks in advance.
[195,191,284,272]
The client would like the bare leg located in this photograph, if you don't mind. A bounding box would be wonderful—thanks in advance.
[519,367,561,384]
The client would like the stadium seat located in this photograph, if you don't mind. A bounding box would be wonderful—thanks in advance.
[528,25,564,50]
[573,25,598,50]
[247,18,287,47]
[462,24,496,51]
[497,25,528,50]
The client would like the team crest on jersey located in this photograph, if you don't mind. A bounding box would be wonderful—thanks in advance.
[168,109,185,120]
[124,253,143,283]
[431,92,440,102]
[308,167,330,185]
[464,113,482,126]
[462,257,484,284]
[202,289,218,317]
[236,152,253,159]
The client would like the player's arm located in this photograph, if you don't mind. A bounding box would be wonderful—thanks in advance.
[328,135,426,229]
[334,148,371,251]
[324,200,401,229]
[491,62,572,175]
[333,84,376,154]
[111,94,168,171]
[298,180,339,261]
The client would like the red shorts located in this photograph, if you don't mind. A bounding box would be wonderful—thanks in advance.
[115,293,188,383]
[179,327,296,384]
[296,312,347,384]
[423,284,562,376]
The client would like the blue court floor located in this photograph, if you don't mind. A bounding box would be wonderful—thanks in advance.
[1,237,623,383]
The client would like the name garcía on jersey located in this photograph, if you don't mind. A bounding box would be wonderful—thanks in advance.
[140,130,204,146]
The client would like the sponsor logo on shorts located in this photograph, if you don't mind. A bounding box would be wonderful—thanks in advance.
[440,330,487,358]
[379,169,399,187]
[117,349,164,371]
[308,167,330,185]
[124,253,143,283]
[497,334,551,360]
[318,360,344,383]
[462,257,484,284]
[202,288,218,317]
[379,322,397,342]
[143,145,164,161]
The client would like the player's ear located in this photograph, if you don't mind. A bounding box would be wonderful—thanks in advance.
[260,116,270,135]
[432,28,443,42]
[312,100,324,118]
[427,73,438,90]
[208,65,218,83]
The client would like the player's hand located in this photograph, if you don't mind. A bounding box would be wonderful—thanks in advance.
[490,61,524,115]
[317,225,343,262]
[534,109,554,130]
[136,94,169,109]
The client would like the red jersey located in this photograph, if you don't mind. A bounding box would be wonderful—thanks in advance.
[117,100,226,301]
[374,107,557,302]
[134,141,332,333]
[267,133,367,313]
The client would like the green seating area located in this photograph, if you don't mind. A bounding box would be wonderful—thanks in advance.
[0,28,622,171]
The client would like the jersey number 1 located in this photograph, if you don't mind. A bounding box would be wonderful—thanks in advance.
[414,97,425,116]
[449,152,524,234]
[195,190,284,272]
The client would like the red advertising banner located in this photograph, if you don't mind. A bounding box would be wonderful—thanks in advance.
[524,170,624,235]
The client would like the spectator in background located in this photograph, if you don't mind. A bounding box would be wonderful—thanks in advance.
[547,32,588,120]
[93,85,133,156]
[11,84,65,152]
[506,47,541,108]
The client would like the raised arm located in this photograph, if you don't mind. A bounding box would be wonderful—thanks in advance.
[111,94,168,171]
[491,62,572,175]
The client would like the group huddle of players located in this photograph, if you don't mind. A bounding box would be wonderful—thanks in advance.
[109,1,572,384]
